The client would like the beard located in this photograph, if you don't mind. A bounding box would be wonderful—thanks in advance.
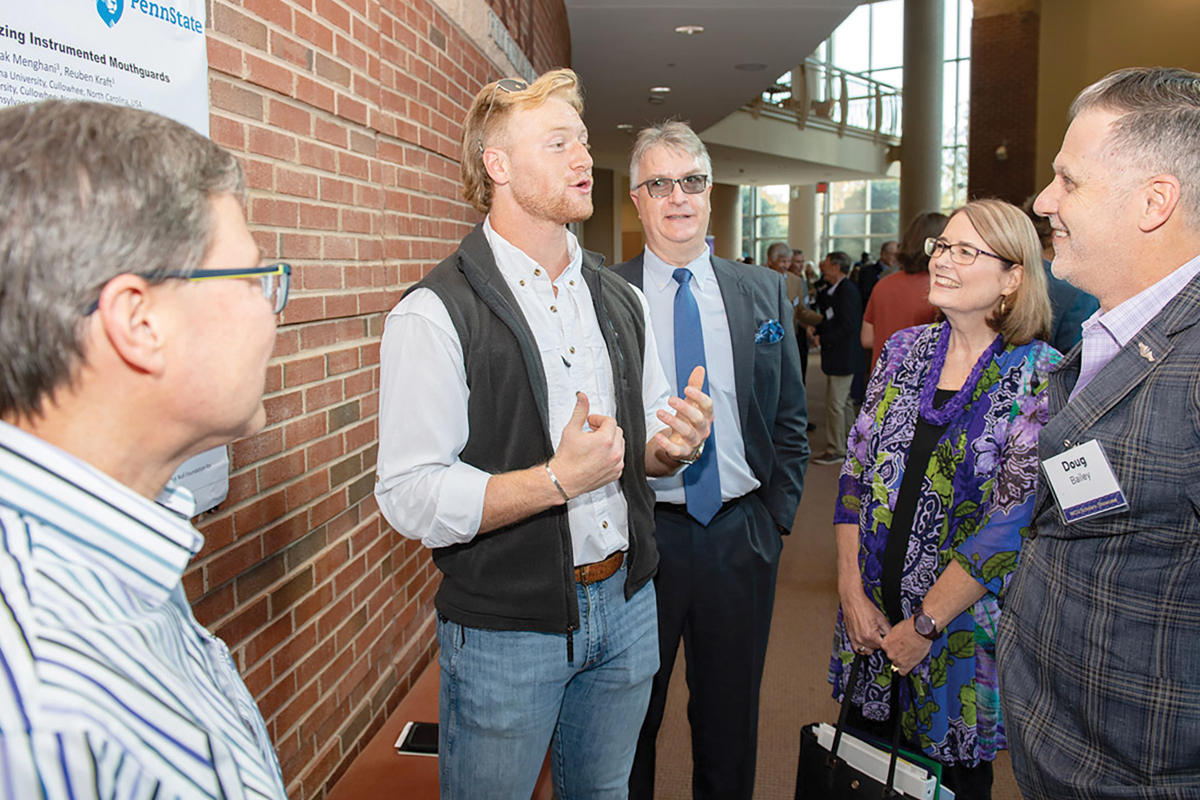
[510,176,593,225]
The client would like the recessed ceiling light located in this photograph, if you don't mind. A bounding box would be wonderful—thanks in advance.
[616,123,634,131]
[647,95,666,105]
[675,25,704,35]
[650,86,671,93]
[735,62,768,72]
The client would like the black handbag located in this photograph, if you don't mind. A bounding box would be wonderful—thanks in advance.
[795,656,939,799]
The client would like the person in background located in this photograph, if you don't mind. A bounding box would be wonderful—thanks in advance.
[832,199,1057,800]
[0,100,290,799]
[614,122,808,800]
[861,213,949,372]
[999,66,1200,799]
[374,70,713,799]
[1020,195,1099,353]
[811,252,864,466]
[856,240,900,307]
[789,248,812,386]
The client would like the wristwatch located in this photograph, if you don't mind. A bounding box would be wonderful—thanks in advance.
[675,440,705,466]
[913,608,939,641]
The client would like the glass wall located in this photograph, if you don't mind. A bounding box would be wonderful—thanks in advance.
[739,0,973,264]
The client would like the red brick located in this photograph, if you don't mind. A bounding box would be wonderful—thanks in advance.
[246,53,295,97]
[258,450,306,491]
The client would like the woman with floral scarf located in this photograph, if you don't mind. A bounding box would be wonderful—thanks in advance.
[829,199,1060,799]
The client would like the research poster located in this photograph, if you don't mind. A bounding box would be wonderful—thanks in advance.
[3,0,226,513]
[1,0,208,134]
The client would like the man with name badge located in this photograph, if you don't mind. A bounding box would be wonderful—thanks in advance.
[998,67,1200,798]
[612,121,809,800]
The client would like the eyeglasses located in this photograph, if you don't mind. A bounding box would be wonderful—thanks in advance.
[924,237,1014,267]
[84,262,291,315]
[634,174,710,198]
[477,78,528,153]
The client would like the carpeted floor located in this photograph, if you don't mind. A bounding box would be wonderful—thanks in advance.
[648,351,1022,799]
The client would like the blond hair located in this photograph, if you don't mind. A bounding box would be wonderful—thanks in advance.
[953,199,1051,346]
[460,69,584,213]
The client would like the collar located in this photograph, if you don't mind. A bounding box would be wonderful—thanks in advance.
[1094,252,1200,348]
[641,246,714,295]
[483,216,583,289]
[0,420,201,606]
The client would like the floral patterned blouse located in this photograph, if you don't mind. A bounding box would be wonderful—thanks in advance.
[829,323,1060,766]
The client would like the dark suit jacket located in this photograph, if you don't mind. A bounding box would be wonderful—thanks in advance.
[999,269,1200,797]
[610,253,809,531]
[1043,259,1099,354]
[816,277,865,376]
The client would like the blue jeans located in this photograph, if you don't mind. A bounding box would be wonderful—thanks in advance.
[437,563,658,800]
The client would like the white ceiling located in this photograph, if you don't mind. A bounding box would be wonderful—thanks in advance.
[565,0,869,181]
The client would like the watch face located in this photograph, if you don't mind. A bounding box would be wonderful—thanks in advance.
[915,613,935,637]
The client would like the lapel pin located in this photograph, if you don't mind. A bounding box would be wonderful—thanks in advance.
[1137,342,1155,363]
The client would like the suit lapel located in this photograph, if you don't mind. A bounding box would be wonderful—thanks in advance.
[1035,273,1200,518]
[711,257,753,426]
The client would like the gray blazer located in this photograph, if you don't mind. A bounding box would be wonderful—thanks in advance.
[999,269,1200,797]
[610,253,810,531]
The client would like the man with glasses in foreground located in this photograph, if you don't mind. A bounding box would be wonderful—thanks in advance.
[0,101,288,799]
[374,71,712,798]
[612,121,808,800]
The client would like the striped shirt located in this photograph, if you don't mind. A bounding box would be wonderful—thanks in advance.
[0,421,287,800]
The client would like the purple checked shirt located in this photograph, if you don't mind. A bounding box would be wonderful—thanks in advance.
[1069,253,1200,401]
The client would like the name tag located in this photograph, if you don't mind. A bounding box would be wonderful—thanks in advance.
[1041,439,1129,524]
[824,307,834,320]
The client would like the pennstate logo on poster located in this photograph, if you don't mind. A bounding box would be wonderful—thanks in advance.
[96,0,124,28]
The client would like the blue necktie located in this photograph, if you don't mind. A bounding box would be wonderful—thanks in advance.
[672,268,722,525]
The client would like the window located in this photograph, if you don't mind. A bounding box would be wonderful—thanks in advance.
[741,185,790,263]
[813,0,972,261]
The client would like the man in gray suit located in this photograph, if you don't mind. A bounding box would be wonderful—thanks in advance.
[998,67,1200,798]
[613,121,809,800]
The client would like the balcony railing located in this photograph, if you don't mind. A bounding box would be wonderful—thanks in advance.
[743,58,902,144]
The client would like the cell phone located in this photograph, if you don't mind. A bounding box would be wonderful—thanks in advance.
[394,721,438,756]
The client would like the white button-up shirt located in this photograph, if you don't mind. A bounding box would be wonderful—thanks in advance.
[640,248,758,504]
[375,220,671,566]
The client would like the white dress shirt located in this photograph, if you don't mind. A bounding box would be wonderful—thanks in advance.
[375,219,671,565]
[640,248,759,504]
[0,421,288,800]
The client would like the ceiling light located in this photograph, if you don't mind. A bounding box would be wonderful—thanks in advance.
[616,123,634,131]
[650,86,671,93]
[674,25,704,35]
[735,63,768,72]
[647,95,666,105]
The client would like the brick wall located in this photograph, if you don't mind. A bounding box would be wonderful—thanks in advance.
[967,8,1040,205]
[194,0,568,796]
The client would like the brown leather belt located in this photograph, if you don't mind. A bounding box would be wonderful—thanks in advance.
[574,551,623,585]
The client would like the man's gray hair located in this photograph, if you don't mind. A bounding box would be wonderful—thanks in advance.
[629,120,713,187]
[766,242,792,261]
[0,100,245,419]
[1069,66,1200,226]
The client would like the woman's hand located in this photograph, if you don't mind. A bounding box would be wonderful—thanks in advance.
[881,618,933,676]
[839,578,892,656]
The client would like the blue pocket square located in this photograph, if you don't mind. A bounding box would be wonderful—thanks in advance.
[755,319,785,344]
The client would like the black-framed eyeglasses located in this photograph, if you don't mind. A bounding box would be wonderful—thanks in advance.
[924,237,1014,267]
[634,174,710,198]
[477,78,528,153]
[84,262,291,315]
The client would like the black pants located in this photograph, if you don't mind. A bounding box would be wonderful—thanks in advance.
[629,495,782,800]
[843,705,994,800]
